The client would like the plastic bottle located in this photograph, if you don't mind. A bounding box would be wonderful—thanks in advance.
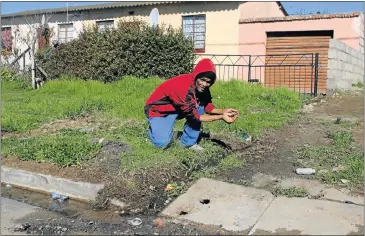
[295,168,316,175]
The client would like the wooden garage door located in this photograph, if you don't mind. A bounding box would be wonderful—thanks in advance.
[265,31,332,94]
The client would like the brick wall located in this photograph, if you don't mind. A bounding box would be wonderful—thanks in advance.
[327,39,364,91]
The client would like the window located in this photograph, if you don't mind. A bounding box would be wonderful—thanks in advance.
[96,20,114,32]
[182,15,206,53]
[58,24,74,43]
[1,27,13,52]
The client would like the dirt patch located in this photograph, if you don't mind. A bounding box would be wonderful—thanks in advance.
[312,92,363,118]
[216,90,364,189]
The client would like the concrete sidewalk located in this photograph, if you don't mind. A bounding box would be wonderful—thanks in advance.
[162,178,364,235]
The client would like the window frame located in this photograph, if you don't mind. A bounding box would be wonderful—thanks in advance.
[96,20,115,32]
[1,26,13,53]
[182,14,206,53]
[58,23,74,43]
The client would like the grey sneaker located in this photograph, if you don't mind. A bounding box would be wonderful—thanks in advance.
[189,144,205,152]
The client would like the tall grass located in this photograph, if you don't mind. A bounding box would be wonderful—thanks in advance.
[2,76,302,136]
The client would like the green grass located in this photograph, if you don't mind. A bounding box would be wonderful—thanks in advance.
[2,77,302,169]
[271,186,309,198]
[1,129,102,167]
[297,131,364,188]
[2,77,302,136]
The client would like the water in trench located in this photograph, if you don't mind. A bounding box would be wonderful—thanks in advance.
[1,183,126,224]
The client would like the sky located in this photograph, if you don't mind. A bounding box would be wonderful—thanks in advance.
[1,1,364,15]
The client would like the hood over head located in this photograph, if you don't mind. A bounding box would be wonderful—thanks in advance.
[192,59,216,86]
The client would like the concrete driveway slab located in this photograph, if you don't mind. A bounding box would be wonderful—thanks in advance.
[161,178,274,232]
[250,197,364,235]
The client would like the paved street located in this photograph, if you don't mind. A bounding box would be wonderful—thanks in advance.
[1,197,47,235]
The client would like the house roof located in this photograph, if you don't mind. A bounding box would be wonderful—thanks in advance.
[239,11,362,24]
[276,1,288,16]
[2,1,289,19]
[1,1,176,18]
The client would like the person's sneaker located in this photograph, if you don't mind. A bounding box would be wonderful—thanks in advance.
[189,144,205,152]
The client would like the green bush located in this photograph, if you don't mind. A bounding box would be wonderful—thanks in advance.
[39,20,195,82]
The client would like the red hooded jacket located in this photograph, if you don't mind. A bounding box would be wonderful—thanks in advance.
[144,59,216,122]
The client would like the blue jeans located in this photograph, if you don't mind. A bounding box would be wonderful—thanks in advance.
[147,106,205,148]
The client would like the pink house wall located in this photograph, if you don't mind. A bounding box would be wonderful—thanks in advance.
[236,17,361,83]
[239,17,360,56]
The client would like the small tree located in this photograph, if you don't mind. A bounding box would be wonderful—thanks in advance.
[13,13,53,89]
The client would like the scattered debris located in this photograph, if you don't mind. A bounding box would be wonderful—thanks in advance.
[295,168,316,175]
[318,169,329,174]
[5,184,11,188]
[334,117,342,124]
[332,165,345,172]
[14,223,31,232]
[242,134,252,143]
[165,184,173,191]
[199,199,210,204]
[52,192,69,202]
[62,228,68,232]
[88,221,94,225]
[127,217,143,226]
[341,179,350,184]
[119,211,129,217]
[79,127,94,133]
[154,218,164,228]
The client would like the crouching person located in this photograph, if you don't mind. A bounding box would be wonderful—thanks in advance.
[144,59,239,151]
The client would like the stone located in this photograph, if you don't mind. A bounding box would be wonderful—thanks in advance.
[302,104,314,113]
[332,165,345,172]
[14,223,31,232]
[341,179,350,184]
[162,178,274,232]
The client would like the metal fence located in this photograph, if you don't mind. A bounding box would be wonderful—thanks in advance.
[195,53,319,97]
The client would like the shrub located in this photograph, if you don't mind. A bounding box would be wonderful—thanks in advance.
[1,67,31,90]
[39,19,195,82]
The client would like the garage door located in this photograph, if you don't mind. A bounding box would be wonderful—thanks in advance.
[265,31,332,94]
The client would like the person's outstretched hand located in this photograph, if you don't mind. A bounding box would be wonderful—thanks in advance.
[223,108,239,116]
[222,112,239,124]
